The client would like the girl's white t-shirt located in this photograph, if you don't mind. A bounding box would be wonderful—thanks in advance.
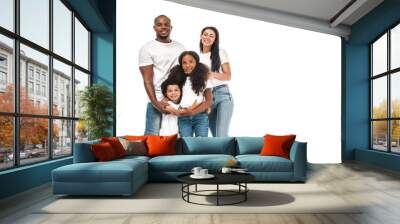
[179,77,212,108]
[199,49,229,88]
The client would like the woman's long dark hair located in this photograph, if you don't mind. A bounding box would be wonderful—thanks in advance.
[168,51,209,95]
[199,26,220,72]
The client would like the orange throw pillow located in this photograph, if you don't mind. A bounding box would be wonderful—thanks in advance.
[260,134,296,159]
[146,134,177,157]
[101,137,127,158]
[91,142,117,161]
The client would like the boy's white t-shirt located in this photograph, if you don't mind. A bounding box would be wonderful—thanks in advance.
[180,77,212,108]
[160,101,180,136]
[139,40,185,101]
[199,49,229,88]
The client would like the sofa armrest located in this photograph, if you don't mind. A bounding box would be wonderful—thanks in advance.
[289,141,307,181]
[73,140,100,163]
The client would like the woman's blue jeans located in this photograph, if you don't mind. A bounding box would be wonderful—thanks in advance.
[208,85,234,137]
[178,112,209,137]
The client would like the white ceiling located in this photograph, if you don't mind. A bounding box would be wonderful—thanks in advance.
[164,0,384,38]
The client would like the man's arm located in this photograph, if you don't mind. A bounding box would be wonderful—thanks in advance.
[139,65,169,113]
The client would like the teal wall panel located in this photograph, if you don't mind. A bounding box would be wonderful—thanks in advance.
[0,158,72,199]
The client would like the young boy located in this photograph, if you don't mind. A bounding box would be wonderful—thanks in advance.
[159,79,182,136]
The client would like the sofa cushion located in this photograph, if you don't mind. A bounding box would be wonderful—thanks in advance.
[235,137,263,155]
[236,155,293,172]
[101,137,127,158]
[147,134,177,157]
[91,142,118,161]
[118,138,147,156]
[260,134,296,159]
[52,159,147,183]
[179,137,235,155]
[148,154,235,172]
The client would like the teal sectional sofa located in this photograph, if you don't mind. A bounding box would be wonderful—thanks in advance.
[52,137,307,196]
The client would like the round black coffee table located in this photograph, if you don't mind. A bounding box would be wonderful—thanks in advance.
[177,173,255,206]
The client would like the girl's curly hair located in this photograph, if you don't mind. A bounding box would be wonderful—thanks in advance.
[168,51,209,95]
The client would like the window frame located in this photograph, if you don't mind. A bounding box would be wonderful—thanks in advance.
[370,20,400,154]
[0,0,92,171]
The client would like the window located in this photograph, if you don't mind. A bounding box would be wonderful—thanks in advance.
[53,0,72,60]
[371,23,400,154]
[0,71,6,85]
[0,54,7,67]
[20,0,49,49]
[0,0,13,32]
[0,34,13,113]
[28,81,34,94]
[35,84,40,95]
[0,0,91,170]
[0,54,7,89]
[42,85,46,97]
[75,18,89,69]
[29,67,34,80]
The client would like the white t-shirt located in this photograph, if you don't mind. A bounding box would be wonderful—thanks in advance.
[160,101,180,136]
[199,49,229,88]
[139,40,185,101]
[180,77,212,108]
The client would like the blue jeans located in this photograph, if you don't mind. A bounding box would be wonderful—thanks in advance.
[209,85,234,137]
[144,102,161,135]
[178,112,209,137]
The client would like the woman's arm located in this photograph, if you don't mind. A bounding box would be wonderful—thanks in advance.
[211,63,231,81]
[185,88,213,116]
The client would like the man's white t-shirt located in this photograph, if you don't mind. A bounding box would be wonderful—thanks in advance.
[160,101,180,136]
[180,77,212,108]
[139,40,185,101]
[199,49,229,88]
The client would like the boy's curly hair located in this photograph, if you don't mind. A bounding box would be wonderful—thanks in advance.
[168,51,209,95]
[161,78,182,102]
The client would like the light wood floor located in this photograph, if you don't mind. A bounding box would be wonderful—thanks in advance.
[1,162,400,224]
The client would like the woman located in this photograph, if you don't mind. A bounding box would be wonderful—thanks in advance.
[199,26,234,137]
[166,51,212,137]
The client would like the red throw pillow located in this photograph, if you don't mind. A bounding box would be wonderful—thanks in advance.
[259,134,296,159]
[146,134,177,157]
[91,142,117,161]
[101,137,127,158]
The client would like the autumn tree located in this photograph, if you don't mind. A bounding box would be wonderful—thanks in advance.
[372,99,400,143]
[0,84,60,151]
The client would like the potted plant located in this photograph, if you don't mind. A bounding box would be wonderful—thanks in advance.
[79,84,114,140]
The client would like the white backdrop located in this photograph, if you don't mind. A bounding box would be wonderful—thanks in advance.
[116,0,342,163]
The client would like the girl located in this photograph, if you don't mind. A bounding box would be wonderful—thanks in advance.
[199,26,234,137]
[167,51,212,137]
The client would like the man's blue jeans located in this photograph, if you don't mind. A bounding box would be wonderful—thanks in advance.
[178,112,209,137]
[208,85,234,137]
[144,102,161,135]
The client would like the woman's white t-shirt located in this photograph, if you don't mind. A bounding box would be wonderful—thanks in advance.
[199,49,229,88]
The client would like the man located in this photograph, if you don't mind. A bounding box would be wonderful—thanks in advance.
[138,15,185,135]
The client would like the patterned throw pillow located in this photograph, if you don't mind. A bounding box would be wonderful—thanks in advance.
[118,137,147,156]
